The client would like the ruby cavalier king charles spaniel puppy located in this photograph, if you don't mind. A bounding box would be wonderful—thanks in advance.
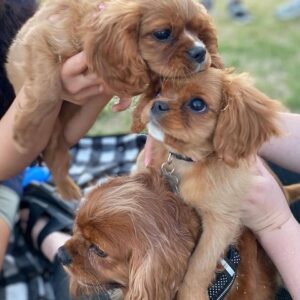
[59,171,200,300]
[139,67,283,299]
[59,171,280,300]
[6,0,223,200]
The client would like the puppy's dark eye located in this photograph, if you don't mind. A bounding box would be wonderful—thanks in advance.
[89,244,107,258]
[187,98,207,113]
[153,29,171,41]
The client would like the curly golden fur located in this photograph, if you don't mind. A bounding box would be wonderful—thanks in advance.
[59,171,280,300]
[6,0,222,199]
[139,67,283,299]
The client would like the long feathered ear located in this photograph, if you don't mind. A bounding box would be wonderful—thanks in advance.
[125,248,178,300]
[213,72,282,166]
[196,3,224,69]
[84,0,150,96]
[131,79,161,133]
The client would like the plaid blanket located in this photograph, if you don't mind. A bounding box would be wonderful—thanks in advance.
[0,134,146,300]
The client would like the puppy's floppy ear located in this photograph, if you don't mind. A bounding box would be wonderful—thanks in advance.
[126,248,177,300]
[195,3,224,69]
[69,277,81,297]
[131,79,161,133]
[213,72,282,166]
[84,0,149,96]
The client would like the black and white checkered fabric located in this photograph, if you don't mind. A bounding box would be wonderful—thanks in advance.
[70,134,146,188]
[0,134,146,300]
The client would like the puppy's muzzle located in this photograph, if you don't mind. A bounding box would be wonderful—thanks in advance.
[151,101,169,118]
[187,46,206,64]
[57,246,73,266]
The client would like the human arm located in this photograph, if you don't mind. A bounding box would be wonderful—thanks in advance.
[60,52,131,145]
[0,51,131,180]
[259,112,300,173]
[242,158,300,299]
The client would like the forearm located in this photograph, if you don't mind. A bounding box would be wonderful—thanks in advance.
[257,216,300,299]
[259,112,300,173]
[0,87,61,180]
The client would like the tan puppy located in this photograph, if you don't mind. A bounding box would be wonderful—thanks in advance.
[60,171,200,299]
[6,0,222,199]
[140,67,283,299]
[59,171,280,300]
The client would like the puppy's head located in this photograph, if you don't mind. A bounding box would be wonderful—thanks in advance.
[61,171,199,299]
[84,0,222,96]
[142,68,282,166]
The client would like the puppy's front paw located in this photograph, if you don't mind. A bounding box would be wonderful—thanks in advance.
[177,280,208,300]
[56,177,81,201]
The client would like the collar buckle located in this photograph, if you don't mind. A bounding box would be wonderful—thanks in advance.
[161,153,179,194]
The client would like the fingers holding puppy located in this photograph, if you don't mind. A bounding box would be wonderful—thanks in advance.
[61,51,105,105]
[241,157,292,235]
[61,51,132,111]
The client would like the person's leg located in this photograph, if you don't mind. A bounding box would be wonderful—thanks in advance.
[201,0,214,11]
[227,0,253,23]
[20,208,73,300]
[19,184,75,300]
[28,214,71,262]
[275,0,300,20]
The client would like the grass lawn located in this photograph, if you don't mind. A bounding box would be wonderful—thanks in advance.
[89,0,300,136]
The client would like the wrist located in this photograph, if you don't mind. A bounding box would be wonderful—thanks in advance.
[256,214,298,240]
[256,215,300,299]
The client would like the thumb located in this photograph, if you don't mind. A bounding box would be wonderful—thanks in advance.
[112,97,132,112]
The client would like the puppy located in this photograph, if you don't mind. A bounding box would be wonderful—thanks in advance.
[140,67,283,299]
[0,0,36,119]
[6,0,222,199]
[60,171,200,300]
[59,171,280,300]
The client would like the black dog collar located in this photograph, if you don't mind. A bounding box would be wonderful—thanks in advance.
[208,247,240,300]
[169,152,194,162]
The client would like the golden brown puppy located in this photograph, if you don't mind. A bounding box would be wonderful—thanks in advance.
[59,171,280,300]
[140,67,283,299]
[6,0,222,199]
[61,171,200,299]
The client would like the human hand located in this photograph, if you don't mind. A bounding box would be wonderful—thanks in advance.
[241,157,293,236]
[60,51,131,111]
[60,51,132,145]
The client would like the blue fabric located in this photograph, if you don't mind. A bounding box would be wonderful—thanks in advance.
[22,166,51,187]
[1,171,24,196]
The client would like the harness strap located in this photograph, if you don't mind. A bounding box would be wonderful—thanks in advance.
[208,247,240,300]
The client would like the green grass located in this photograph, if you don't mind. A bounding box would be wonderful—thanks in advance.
[89,0,300,136]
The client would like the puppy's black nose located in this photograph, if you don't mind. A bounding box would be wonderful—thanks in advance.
[57,246,72,266]
[151,101,169,116]
[187,46,206,64]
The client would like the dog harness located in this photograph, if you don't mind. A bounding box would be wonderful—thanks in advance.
[162,153,241,299]
[208,247,240,300]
